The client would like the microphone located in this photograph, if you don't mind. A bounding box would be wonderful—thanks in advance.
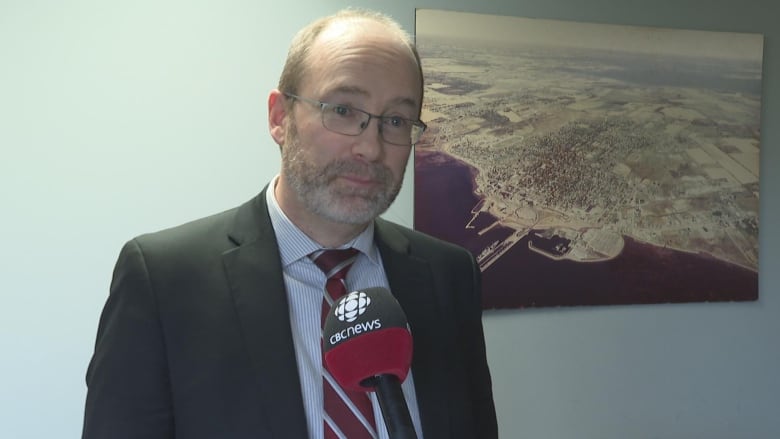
[323,287,418,439]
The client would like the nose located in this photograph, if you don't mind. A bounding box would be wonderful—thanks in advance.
[352,116,383,161]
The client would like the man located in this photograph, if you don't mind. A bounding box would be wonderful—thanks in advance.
[83,8,497,439]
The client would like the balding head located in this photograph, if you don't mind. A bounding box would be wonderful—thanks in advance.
[277,9,423,112]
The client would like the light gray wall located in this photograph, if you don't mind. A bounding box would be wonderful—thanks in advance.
[1,0,778,438]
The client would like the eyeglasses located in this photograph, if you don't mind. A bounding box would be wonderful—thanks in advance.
[284,93,426,146]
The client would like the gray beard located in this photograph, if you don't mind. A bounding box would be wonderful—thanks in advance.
[281,131,403,225]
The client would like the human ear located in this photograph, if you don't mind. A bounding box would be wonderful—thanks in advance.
[268,89,287,146]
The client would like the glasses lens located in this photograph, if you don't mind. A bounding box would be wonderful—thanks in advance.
[321,104,366,136]
[320,102,423,146]
[380,117,416,146]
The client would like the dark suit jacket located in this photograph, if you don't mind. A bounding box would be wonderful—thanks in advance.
[83,189,497,438]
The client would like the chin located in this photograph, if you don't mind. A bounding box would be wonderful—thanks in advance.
[318,198,388,225]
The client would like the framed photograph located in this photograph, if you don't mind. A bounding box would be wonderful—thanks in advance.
[414,9,762,309]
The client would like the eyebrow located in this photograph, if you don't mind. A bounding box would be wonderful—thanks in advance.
[327,85,419,111]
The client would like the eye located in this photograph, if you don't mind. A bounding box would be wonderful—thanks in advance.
[385,116,409,129]
[330,104,353,117]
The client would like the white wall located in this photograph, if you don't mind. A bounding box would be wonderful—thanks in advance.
[1,0,778,438]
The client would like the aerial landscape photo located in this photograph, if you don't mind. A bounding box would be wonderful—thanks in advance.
[413,9,763,309]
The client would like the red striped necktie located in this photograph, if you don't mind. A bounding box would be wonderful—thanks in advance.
[310,248,377,439]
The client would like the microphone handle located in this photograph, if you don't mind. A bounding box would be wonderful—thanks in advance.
[369,374,418,439]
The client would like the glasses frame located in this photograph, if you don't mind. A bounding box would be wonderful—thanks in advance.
[284,92,426,146]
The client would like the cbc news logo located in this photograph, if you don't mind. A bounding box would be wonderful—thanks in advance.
[334,291,371,323]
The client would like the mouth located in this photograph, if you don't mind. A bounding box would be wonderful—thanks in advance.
[323,160,392,193]
[338,173,380,187]
[332,175,386,197]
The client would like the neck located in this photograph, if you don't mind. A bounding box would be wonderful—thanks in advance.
[298,216,368,248]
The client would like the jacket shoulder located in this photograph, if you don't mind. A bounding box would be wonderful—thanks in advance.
[375,217,474,260]
[130,192,269,257]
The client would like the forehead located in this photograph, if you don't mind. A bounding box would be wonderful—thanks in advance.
[301,19,422,109]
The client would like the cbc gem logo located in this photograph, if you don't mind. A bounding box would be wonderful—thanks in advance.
[335,291,371,323]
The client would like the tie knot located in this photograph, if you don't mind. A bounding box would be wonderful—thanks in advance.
[310,248,359,280]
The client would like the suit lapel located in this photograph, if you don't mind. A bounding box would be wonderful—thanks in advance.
[375,219,452,438]
[222,192,309,439]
